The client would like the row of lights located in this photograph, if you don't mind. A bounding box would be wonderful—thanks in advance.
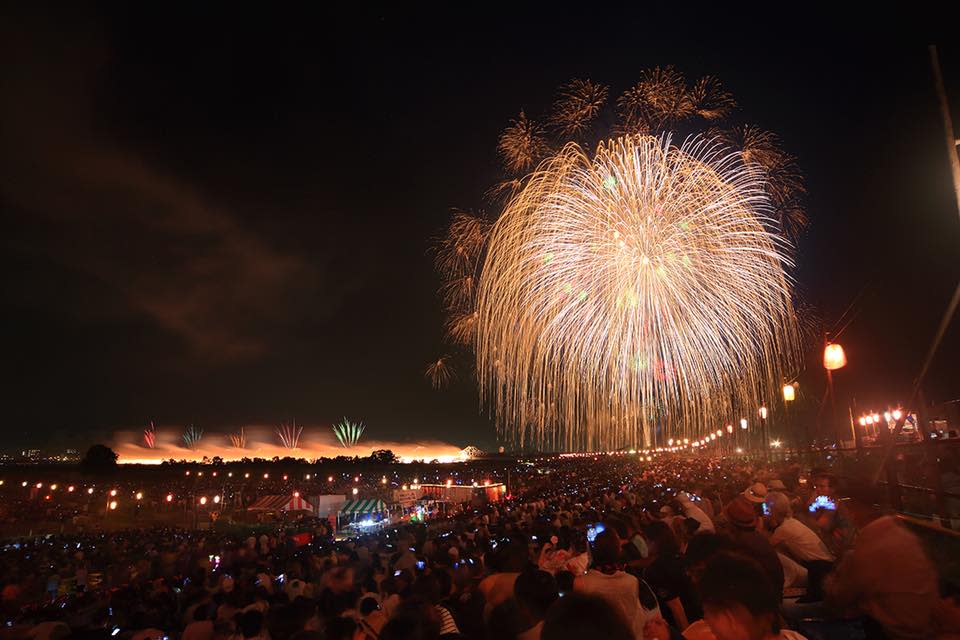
[183,471,391,482]
[8,482,230,508]
[858,409,903,427]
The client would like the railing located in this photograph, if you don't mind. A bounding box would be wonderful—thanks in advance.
[736,439,960,530]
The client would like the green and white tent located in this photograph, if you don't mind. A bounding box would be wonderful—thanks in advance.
[338,498,386,514]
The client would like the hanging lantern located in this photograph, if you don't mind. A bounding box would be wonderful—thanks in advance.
[823,343,847,370]
[782,384,796,402]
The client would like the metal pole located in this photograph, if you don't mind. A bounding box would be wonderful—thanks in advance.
[929,46,960,221]
[760,414,768,463]
[827,369,838,446]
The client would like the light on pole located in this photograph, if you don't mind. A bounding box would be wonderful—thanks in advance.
[824,342,848,447]
[759,406,769,459]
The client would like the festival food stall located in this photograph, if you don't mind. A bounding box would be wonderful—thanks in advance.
[336,498,388,535]
[246,493,315,521]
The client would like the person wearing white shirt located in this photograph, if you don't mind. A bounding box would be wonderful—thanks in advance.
[764,492,834,564]
[575,530,662,639]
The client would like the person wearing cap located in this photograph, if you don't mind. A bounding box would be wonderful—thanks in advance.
[722,496,784,600]
[767,479,787,492]
[743,482,768,505]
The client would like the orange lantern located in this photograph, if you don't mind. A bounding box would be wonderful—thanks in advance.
[782,384,796,402]
[823,343,847,370]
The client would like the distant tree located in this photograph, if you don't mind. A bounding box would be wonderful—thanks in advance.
[369,450,398,465]
[80,444,118,473]
[211,456,224,466]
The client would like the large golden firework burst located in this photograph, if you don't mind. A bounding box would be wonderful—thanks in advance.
[475,134,799,450]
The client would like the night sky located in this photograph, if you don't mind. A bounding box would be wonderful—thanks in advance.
[2,7,958,450]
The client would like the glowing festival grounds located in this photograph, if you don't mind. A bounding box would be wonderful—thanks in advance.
[112,425,473,465]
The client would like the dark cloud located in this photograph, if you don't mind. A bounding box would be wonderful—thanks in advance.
[0,13,319,363]
[12,147,314,361]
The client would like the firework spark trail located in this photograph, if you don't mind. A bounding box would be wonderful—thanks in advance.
[276,421,303,449]
[475,134,799,451]
[143,421,156,449]
[228,428,246,449]
[332,418,365,448]
[182,424,204,451]
[425,356,455,389]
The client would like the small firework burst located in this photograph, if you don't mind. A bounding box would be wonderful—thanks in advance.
[425,356,455,389]
[772,197,809,244]
[689,76,736,120]
[712,124,785,168]
[332,418,365,448]
[229,428,246,449]
[143,421,156,449]
[277,420,303,449]
[440,275,476,309]
[617,66,694,133]
[485,177,528,203]
[793,297,825,355]
[434,211,491,279]
[182,424,203,450]
[445,311,478,345]
[497,111,549,174]
[549,79,609,137]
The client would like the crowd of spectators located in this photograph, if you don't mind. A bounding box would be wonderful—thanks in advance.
[2,454,960,640]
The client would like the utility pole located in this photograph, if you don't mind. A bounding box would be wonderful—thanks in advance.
[929,46,960,220]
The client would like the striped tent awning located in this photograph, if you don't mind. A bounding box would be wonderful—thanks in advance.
[338,498,386,514]
[248,494,314,512]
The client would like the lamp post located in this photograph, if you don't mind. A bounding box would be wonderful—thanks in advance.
[823,342,847,449]
[759,406,769,462]
[783,382,801,454]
